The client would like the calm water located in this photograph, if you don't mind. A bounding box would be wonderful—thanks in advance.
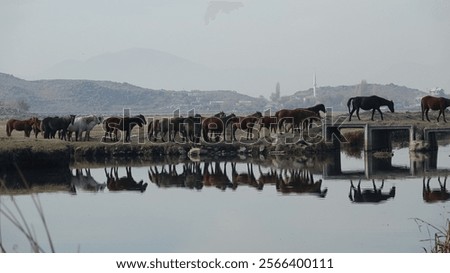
[1,145,449,253]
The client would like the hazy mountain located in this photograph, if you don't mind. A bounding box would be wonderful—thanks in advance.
[39,48,221,91]
[0,72,267,115]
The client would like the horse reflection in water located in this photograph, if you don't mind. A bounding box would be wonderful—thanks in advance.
[276,169,327,197]
[231,162,261,190]
[423,176,450,203]
[148,163,203,190]
[349,180,395,203]
[105,166,148,192]
[203,162,235,190]
[70,168,106,194]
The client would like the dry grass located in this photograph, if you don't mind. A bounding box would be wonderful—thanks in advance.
[413,218,450,253]
[0,167,55,253]
[432,221,450,253]
[341,129,364,146]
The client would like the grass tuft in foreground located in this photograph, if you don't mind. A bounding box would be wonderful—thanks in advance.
[0,165,54,253]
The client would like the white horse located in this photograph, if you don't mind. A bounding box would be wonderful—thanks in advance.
[68,115,103,141]
[71,169,106,193]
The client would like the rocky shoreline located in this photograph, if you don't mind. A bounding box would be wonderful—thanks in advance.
[0,139,335,170]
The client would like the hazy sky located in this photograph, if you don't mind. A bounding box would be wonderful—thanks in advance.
[1,0,449,97]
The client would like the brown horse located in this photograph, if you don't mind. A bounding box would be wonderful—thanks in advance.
[260,116,278,134]
[6,117,39,137]
[203,162,234,190]
[148,165,186,187]
[32,118,41,138]
[257,166,282,186]
[422,176,449,203]
[277,169,327,197]
[231,111,262,141]
[421,96,450,122]
[275,109,319,133]
[231,162,261,190]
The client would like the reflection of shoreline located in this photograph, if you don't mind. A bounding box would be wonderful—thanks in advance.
[0,138,336,170]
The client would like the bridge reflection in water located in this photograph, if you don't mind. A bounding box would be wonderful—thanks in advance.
[323,147,447,180]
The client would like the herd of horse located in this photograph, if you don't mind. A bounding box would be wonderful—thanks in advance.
[61,163,450,203]
[4,94,450,142]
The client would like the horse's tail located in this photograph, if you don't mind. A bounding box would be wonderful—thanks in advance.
[6,122,11,137]
[420,97,424,113]
[347,97,355,114]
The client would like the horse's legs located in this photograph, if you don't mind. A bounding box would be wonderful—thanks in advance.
[437,110,442,122]
[425,109,431,122]
[370,109,376,121]
[378,108,384,120]
[126,130,131,142]
[443,109,447,123]
[113,129,118,141]
[348,107,356,121]
[232,126,238,141]
[278,118,287,134]
[356,108,361,120]
[202,128,209,142]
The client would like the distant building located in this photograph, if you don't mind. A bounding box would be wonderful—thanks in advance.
[238,100,252,105]
[313,73,317,98]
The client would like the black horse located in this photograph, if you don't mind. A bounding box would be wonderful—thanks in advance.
[305,103,327,115]
[103,114,146,142]
[41,115,76,139]
[347,95,394,121]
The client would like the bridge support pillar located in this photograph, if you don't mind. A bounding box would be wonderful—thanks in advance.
[365,126,392,151]
[324,148,342,176]
[426,132,439,151]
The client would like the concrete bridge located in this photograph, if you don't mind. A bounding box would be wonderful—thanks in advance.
[323,122,450,152]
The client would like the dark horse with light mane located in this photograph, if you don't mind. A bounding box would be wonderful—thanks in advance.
[6,117,39,137]
[103,114,146,142]
[421,95,450,123]
[347,95,394,121]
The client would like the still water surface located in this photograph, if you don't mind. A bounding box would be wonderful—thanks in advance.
[1,146,449,253]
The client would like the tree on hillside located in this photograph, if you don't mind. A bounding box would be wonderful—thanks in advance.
[14,99,30,112]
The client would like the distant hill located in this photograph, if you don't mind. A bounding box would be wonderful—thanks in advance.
[277,81,429,111]
[0,72,267,116]
[0,72,432,117]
